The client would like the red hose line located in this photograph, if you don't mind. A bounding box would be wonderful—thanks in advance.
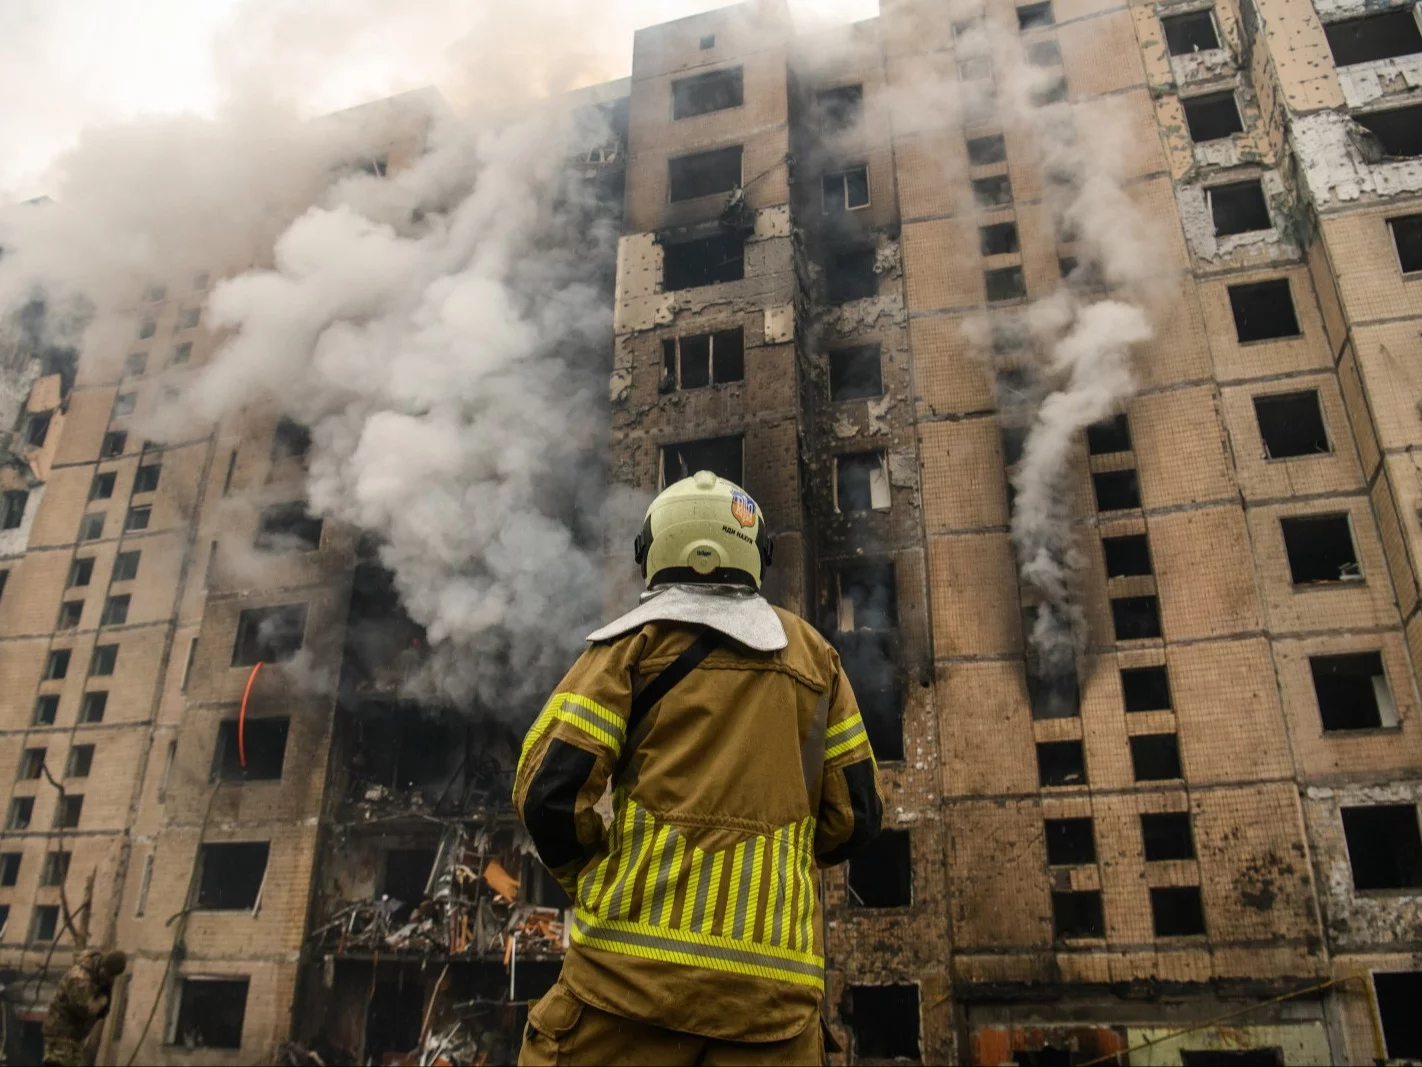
[238,661,264,768]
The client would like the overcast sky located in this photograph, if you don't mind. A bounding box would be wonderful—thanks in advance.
[0,0,880,198]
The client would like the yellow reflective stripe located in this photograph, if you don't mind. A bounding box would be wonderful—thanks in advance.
[517,696,562,769]
[581,852,611,913]
[520,691,627,767]
[825,712,864,741]
[701,851,725,935]
[742,835,766,941]
[572,912,824,990]
[825,721,869,760]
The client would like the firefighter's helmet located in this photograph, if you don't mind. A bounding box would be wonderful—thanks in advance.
[634,472,773,590]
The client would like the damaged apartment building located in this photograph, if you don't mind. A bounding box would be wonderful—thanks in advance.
[2,0,1422,1062]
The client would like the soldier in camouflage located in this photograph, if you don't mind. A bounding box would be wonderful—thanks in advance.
[42,949,126,1067]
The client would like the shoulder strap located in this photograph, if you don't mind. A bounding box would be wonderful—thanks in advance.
[627,628,722,738]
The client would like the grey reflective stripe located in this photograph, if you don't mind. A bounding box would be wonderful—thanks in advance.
[801,692,831,797]
[691,853,715,931]
[732,839,755,939]
[560,697,626,744]
[648,829,680,926]
[574,915,824,980]
[828,720,867,752]
[771,826,791,946]
[607,806,649,920]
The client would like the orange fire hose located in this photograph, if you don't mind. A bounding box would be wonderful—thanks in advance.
[238,661,264,768]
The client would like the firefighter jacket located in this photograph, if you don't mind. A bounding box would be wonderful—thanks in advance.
[43,951,110,1065]
[514,603,883,1044]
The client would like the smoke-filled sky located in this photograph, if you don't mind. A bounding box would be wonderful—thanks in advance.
[1,0,879,197]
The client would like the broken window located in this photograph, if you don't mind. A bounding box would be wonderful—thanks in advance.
[822,166,870,214]
[78,513,105,541]
[45,649,70,680]
[1253,392,1331,463]
[967,134,1007,166]
[90,472,115,501]
[194,842,269,909]
[57,601,82,631]
[0,854,18,887]
[1017,2,1055,30]
[1103,534,1152,577]
[178,307,201,330]
[55,795,82,829]
[980,222,1020,256]
[1356,105,1422,158]
[1045,818,1096,865]
[113,551,140,582]
[1162,9,1221,54]
[80,692,107,724]
[91,645,118,676]
[1390,215,1422,274]
[1,490,27,530]
[1281,514,1359,584]
[231,604,308,666]
[19,747,45,780]
[663,233,745,291]
[847,829,912,907]
[1093,470,1141,511]
[1122,665,1171,712]
[66,745,93,778]
[1344,805,1422,890]
[383,848,437,911]
[134,463,161,493]
[1037,740,1086,787]
[973,175,1013,207]
[1311,652,1396,731]
[837,562,898,631]
[170,977,249,1049]
[1151,885,1206,936]
[1183,91,1243,142]
[113,392,136,417]
[1027,39,1062,66]
[1052,890,1104,938]
[25,412,51,449]
[844,985,921,1062]
[33,696,58,726]
[1142,811,1195,861]
[213,718,289,781]
[672,67,744,119]
[837,631,904,760]
[829,344,882,400]
[825,247,878,304]
[68,558,94,588]
[1209,180,1272,237]
[101,595,129,626]
[1028,660,1080,720]
[836,451,890,513]
[1130,733,1183,780]
[6,798,32,830]
[1375,972,1422,1061]
[986,266,1026,302]
[661,328,744,391]
[816,84,864,133]
[41,852,70,887]
[29,905,58,943]
[101,431,127,458]
[1229,279,1301,343]
[125,352,148,377]
[1112,596,1162,640]
[668,145,743,202]
[172,341,193,365]
[659,435,743,487]
[1325,9,1422,66]
[256,502,324,552]
[271,418,311,463]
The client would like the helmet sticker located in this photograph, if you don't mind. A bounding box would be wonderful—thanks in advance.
[730,490,758,529]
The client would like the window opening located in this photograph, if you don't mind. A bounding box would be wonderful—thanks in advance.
[256,503,324,552]
[816,85,864,132]
[231,604,308,666]
[967,135,1007,166]
[847,829,912,907]
[6,798,33,830]
[41,852,70,887]
[1280,514,1359,584]
[1002,424,1028,466]
[1032,73,1069,106]
[844,986,921,1062]
[1103,534,1151,577]
[1151,885,1206,936]
[1112,596,1162,640]
[57,601,82,631]
[1131,733,1183,780]
[1229,279,1301,343]
[1324,9,1422,66]
[1391,215,1422,273]
[1122,665,1171,712]
[1342,805,1422,890]
[78,513,105,541]
[45,649,71,680]
[0,854,19,887]
[973,175,1013,207]
[91,644,118,676]
[178,307,201,330]
[113,551,140,582]
[663,234,745,290]
[1045,818,1096,865]
[29,905,58,943]
[1258,389,1332,458]
[66,745,93,778]
[101,595,130,626]
[986,267,1026,302]
[837,562,898,631]
[1183,91,1243,141]
[1028,657,1080,720]
[959,57,993,81]
[101,431,127,458]
[1311,652,1396,731]
[1209,181,1271,236]
[1027,39,1062,66]
[172,341,192,365]
[1162,10,1221,54]
[836,452,890,513]
[1,491,27,530]
[1052,890,1104,938]
[1017,2,1055,30]
[659,436,743,487]
[382,849,437,915]
[194,842,270,909]
[80,692,108,724]
[90,473,116,500]
[25,412,52,449]
[825,247,878,304]
[668,145,743,202]
[33,696,58,725]
[1142,811,1195,860]
[699,34,715,49]
[1037,740,1086,786]
[69,558,94,587]
[134,463,161,493]
[672,67,744,119]
[55,795,83,829]
[271,418,311,463]
[169,977,249,1049]
[138,320,155,340]
[829,344,882,400]
[662,328,744,391]
[213,718,289,781]
[19,748,45,780]
[822,167,870,214]
[1093,470,1141,511]
[1375,972,1422,1061]
[1356,105,1422,158]
[113,393,136,417]
[837,631,903,760]
[980,222,1020,256]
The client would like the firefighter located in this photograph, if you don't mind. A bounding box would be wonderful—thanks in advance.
[515,472,883,1066]
[42,948,126,1067]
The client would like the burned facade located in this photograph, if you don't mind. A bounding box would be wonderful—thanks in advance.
[0,0,1421,1063]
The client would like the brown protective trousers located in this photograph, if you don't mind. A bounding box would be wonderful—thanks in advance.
[517,981,824,1066]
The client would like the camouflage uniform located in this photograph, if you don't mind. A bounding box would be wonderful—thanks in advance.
[42,951,111,1067]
